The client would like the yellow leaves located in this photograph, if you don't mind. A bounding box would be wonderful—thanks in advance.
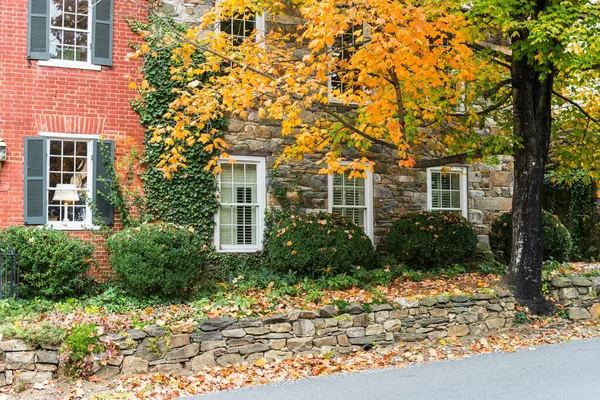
[287,240,293,246]
[128,82,137,90]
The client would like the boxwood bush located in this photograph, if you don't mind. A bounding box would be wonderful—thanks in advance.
[489,211,572,262]
[106,223,207,297]
[0,226,94,299]
[268,212,375,277]
[385,211,478,268]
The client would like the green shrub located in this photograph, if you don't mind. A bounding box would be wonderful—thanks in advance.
[0,226,94,299]
[106,223,207,297]
[268,212,375,277]
[489,211,572,263]
[60,323,103,377]
[385,211,478,268]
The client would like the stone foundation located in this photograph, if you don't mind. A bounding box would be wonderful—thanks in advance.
[0,289,522,386]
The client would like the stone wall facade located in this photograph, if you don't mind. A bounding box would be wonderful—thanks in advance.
[0,290,517,385]
[549,275,600,320]
[161,1,514,249]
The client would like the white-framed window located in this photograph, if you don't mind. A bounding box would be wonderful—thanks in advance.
[46,137,93,229]
[328,168,374,240]
[215,156,266,252]
[216,2,265,46]
[49,0,91,63]
[427,167,468,217]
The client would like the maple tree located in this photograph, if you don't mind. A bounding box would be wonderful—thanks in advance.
[128,0,600,313]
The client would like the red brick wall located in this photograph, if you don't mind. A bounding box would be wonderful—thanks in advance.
[0,0,147,277]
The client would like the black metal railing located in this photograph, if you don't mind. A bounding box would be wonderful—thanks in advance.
[0,248,19,299]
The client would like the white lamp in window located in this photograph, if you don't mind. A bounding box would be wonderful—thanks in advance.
[53,184,80,222]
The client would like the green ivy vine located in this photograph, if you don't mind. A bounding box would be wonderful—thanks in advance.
[128,15,228,240]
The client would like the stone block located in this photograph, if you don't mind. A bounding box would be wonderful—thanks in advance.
[313,336,338,347]
[270,323,292,333]
[448,325,470,337]
[318,305,338,318]
[260,340,280,352]
[200,317,236,332]
[568,307,591,321]
[187,352,217,371]
[201,340,227,352]
[238,344,269,355]
[94,365,120,380]
[559,287,580,300]
[589,303,600,320]
[245,327,270,335]
[122,356,149,375]
[352,314,369,327]
[167,343,199,360]
[293,320,315,337]
[136,338,167,361]
[222,329,246,338]
[5,351,35,370]
[287,338,313,352]
[0,340,33,352]
[383,319,402,332]
[35,351,58,364]
[170,322,198,334]
[366,324,385,336]
[374,311,390,323]
[485,318,505,331]
[346,327,366,338]
[431,309,449,318]
[127,329,147,340]
[169,334,191,348]
[552,277,572,288]
[474,197,512,211]
[572,277,593,287]
[36,363,58,372]
[288,310,318,321]
[143,325,167,337]
[216,353,243,367]
[153,363,183,374]
[264,350,292,362]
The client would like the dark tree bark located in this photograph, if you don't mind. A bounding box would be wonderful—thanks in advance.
[501,12,556,314]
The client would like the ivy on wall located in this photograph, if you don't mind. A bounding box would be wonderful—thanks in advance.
[128,15,228,240]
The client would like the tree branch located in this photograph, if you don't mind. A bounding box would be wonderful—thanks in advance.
[552,90,600,126]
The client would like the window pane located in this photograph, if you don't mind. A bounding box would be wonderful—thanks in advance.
[221,164,233,183]
[441,174,451,190]
[233,164,245,182]
[221,183,233,204]
[76,141,87,156]
[333,187,343,206]
[451,173,460,190]
[431,191,440,208]
[452,191,461,208]
[431,172,440,190]
[246,164,257,183]
[441,191,451,208]
[220,205,232,224]
[220,225,232,245]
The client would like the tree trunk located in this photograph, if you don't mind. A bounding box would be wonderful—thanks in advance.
[501,54,556,315]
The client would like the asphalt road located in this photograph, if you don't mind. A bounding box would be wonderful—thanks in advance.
[184,337,600,400]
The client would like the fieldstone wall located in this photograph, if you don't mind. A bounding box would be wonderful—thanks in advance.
[549,276,600,320]
[1,289,520,386]
[155,2,514,249]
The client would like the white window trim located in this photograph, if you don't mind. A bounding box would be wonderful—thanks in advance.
[214,156,266,253]
[214,1,266,45]
[426,166,468,217]
[43,0,101,71]
[327,166,374,241]
[44,135,95,231]
[38,59,101,71]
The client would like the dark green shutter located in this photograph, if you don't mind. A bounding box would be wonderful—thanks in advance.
[92,0,113,66]
[24,137,47,225]
[92,140,114,225]
[27,0,49,60]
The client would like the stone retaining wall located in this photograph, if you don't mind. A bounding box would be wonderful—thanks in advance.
[549,275,600,320]
[0,290,520,386]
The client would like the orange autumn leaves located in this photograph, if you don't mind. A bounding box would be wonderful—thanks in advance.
[129,0,506,179]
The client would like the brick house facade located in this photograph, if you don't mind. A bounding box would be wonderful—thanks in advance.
[0,0,146,273]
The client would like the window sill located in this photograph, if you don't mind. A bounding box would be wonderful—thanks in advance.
[38,60,102,71]
[46,222,99,231]
[217,246,262,253]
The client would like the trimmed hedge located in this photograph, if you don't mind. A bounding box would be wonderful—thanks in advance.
[106,223,207,298]
[268,212,375,277]
[0,226,94,299]
[385,211,478,267]
[489,211,572,262]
